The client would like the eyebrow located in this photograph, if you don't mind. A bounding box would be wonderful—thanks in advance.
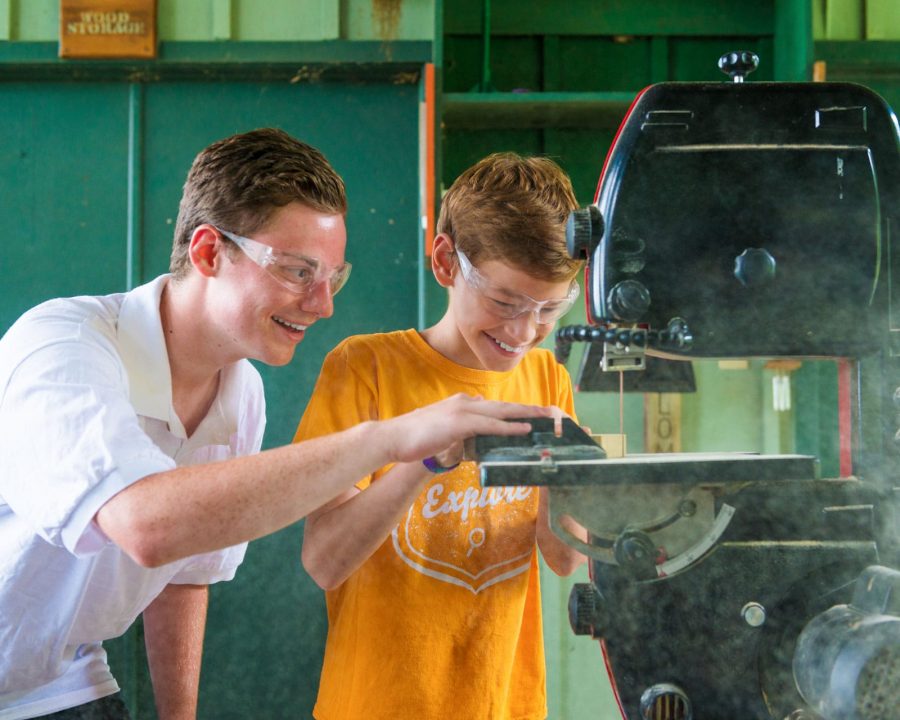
[275,251,320,266]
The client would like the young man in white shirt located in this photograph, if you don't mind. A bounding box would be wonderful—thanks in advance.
[0,128,552,720]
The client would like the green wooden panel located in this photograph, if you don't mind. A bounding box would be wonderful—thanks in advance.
[439,127,541,202]
[543,128,617,205]
[443,35,542,92]
[558,37,653,92]
[0,83,130,332]
[775,0,813,80]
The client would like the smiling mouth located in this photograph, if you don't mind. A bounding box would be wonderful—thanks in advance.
[274,316,308,332]
[488,334,525,354]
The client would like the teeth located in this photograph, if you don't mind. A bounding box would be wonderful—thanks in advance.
[493,337,522,353]
[274,317,308,332]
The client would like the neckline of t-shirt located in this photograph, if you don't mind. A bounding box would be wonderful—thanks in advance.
[402,329,521,386]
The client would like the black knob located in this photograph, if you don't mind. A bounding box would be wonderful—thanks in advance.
[718,51,759,83]
[607,279,650,322]
[568,582,602,637]
[566,205,604,259]
[734,248,776,287]
[613,530,658,579]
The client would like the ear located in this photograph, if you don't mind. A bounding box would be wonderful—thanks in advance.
[431,233,457,289]
[188,225,224,278]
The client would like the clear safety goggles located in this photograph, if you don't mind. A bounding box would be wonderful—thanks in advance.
[455,248,579,325]
[217,227,352,296]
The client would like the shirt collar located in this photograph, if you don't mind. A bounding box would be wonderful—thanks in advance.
[116,275,242,444]
[117,275,174,424]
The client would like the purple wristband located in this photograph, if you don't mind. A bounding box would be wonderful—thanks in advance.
[422,456,460,474]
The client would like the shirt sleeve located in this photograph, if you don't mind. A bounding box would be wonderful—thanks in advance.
[293,339,379,490]
[0,338,176,557]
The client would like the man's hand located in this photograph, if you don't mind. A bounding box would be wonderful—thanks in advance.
[380,393,552,466]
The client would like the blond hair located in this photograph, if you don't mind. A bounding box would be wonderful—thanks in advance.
[437,153,582,282]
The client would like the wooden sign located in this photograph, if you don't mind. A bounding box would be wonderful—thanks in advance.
[59,0,157,59]
[644,393,682,454]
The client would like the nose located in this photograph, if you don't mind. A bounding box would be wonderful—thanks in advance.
[504,310,539,344]
[299,279,334,318]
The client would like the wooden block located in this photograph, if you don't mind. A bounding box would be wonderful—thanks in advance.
[593,433,627,458]
[59,0,157,59]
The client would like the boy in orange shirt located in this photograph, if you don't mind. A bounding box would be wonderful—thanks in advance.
[295,152,586,720]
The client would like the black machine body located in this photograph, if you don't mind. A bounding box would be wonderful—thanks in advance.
[483,53,900,720]
[578,80,899,360]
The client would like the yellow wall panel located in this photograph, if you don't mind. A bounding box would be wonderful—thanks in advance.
[234,0,339,40]
[157,0,214,40]
[824,0,865,39]
[8,0,341,41]
[867,0,900,39]
[12,0,56,40]
[815,0,900,39]
[344,0,433,40]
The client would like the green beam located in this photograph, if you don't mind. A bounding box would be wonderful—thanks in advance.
[649,35,669,83]
[442,91,634,129]
[126,83,144,291]
[0,40,432,82]
[445,0,774,37]
[774,0,813,80]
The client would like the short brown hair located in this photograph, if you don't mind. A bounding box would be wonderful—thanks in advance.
[436,153,582,282]
[170,128,347,279]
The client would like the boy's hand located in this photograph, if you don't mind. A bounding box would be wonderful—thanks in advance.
[382,393,553,466]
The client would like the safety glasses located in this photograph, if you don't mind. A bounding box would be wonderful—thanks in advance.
[217,227,351,296]
[455,247,579,325]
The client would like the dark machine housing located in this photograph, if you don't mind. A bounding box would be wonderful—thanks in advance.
[483,53,900,720]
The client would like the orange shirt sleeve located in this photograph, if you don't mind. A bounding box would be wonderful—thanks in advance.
[293,338,380,490]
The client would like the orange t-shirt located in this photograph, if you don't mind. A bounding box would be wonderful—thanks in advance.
[295,329,576,720]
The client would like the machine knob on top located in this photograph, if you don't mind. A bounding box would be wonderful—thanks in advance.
[718,50,759,83]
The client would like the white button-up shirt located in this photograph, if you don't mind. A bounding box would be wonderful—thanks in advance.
[0,276,265,719]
